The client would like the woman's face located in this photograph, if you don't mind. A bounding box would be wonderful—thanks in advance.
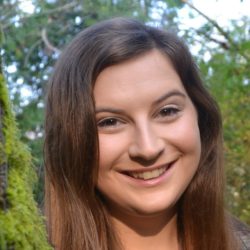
[94,50,201,218]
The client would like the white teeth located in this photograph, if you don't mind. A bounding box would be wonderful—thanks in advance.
[129,165,168,180]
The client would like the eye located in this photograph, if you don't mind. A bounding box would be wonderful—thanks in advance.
[155,106,180,121]
[97,117,122,128]
[159,106,179,117]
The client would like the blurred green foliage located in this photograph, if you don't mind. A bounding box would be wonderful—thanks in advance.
[0,72,51,248]
[199,29,250,223]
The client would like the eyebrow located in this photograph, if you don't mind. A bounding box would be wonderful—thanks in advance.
[95,107,126,114]
[153,89,186,106]
[95,90,186,114]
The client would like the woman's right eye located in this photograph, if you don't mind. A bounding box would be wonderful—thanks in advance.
[97,118,121,128]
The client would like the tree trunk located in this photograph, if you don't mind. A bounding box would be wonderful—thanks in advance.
[0,100,8,211]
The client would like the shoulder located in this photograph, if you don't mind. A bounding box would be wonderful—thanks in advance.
[232,217,250,250]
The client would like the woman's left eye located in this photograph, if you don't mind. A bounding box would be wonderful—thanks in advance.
[157,106,180,118]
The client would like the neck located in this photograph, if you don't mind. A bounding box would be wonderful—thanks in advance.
[110,208,179,250]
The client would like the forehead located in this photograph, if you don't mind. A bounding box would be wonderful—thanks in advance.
[93,50,186,105]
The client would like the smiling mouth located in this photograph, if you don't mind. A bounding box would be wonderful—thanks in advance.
[125,163,172,181]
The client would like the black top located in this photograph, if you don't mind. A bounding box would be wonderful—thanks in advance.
[233,218,250,250]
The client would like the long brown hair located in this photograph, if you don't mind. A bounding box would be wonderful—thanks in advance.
[44,18,239,250]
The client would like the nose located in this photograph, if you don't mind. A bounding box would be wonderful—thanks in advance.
[128,123,165,162]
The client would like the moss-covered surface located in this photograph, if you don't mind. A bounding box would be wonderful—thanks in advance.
[0,72,52,249]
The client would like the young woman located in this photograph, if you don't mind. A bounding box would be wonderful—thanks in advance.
[44,18,249,250]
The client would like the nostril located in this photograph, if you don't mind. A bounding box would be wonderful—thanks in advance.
[128,155,159,166]
[128,143,164,159]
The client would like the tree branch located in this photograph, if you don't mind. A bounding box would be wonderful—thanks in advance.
[24,39,42,66]
[196,30,230,50]
[182,0,238,50]
[41,28,61,54]
[2,1,79,30]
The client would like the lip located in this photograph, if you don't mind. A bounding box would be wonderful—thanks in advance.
[118,159,178,186]
[122,162,170,175]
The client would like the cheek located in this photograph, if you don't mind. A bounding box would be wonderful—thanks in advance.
[98,138,115,171]
[182,121,201,153]
[98,134,129,170]
[167,114,201,159]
